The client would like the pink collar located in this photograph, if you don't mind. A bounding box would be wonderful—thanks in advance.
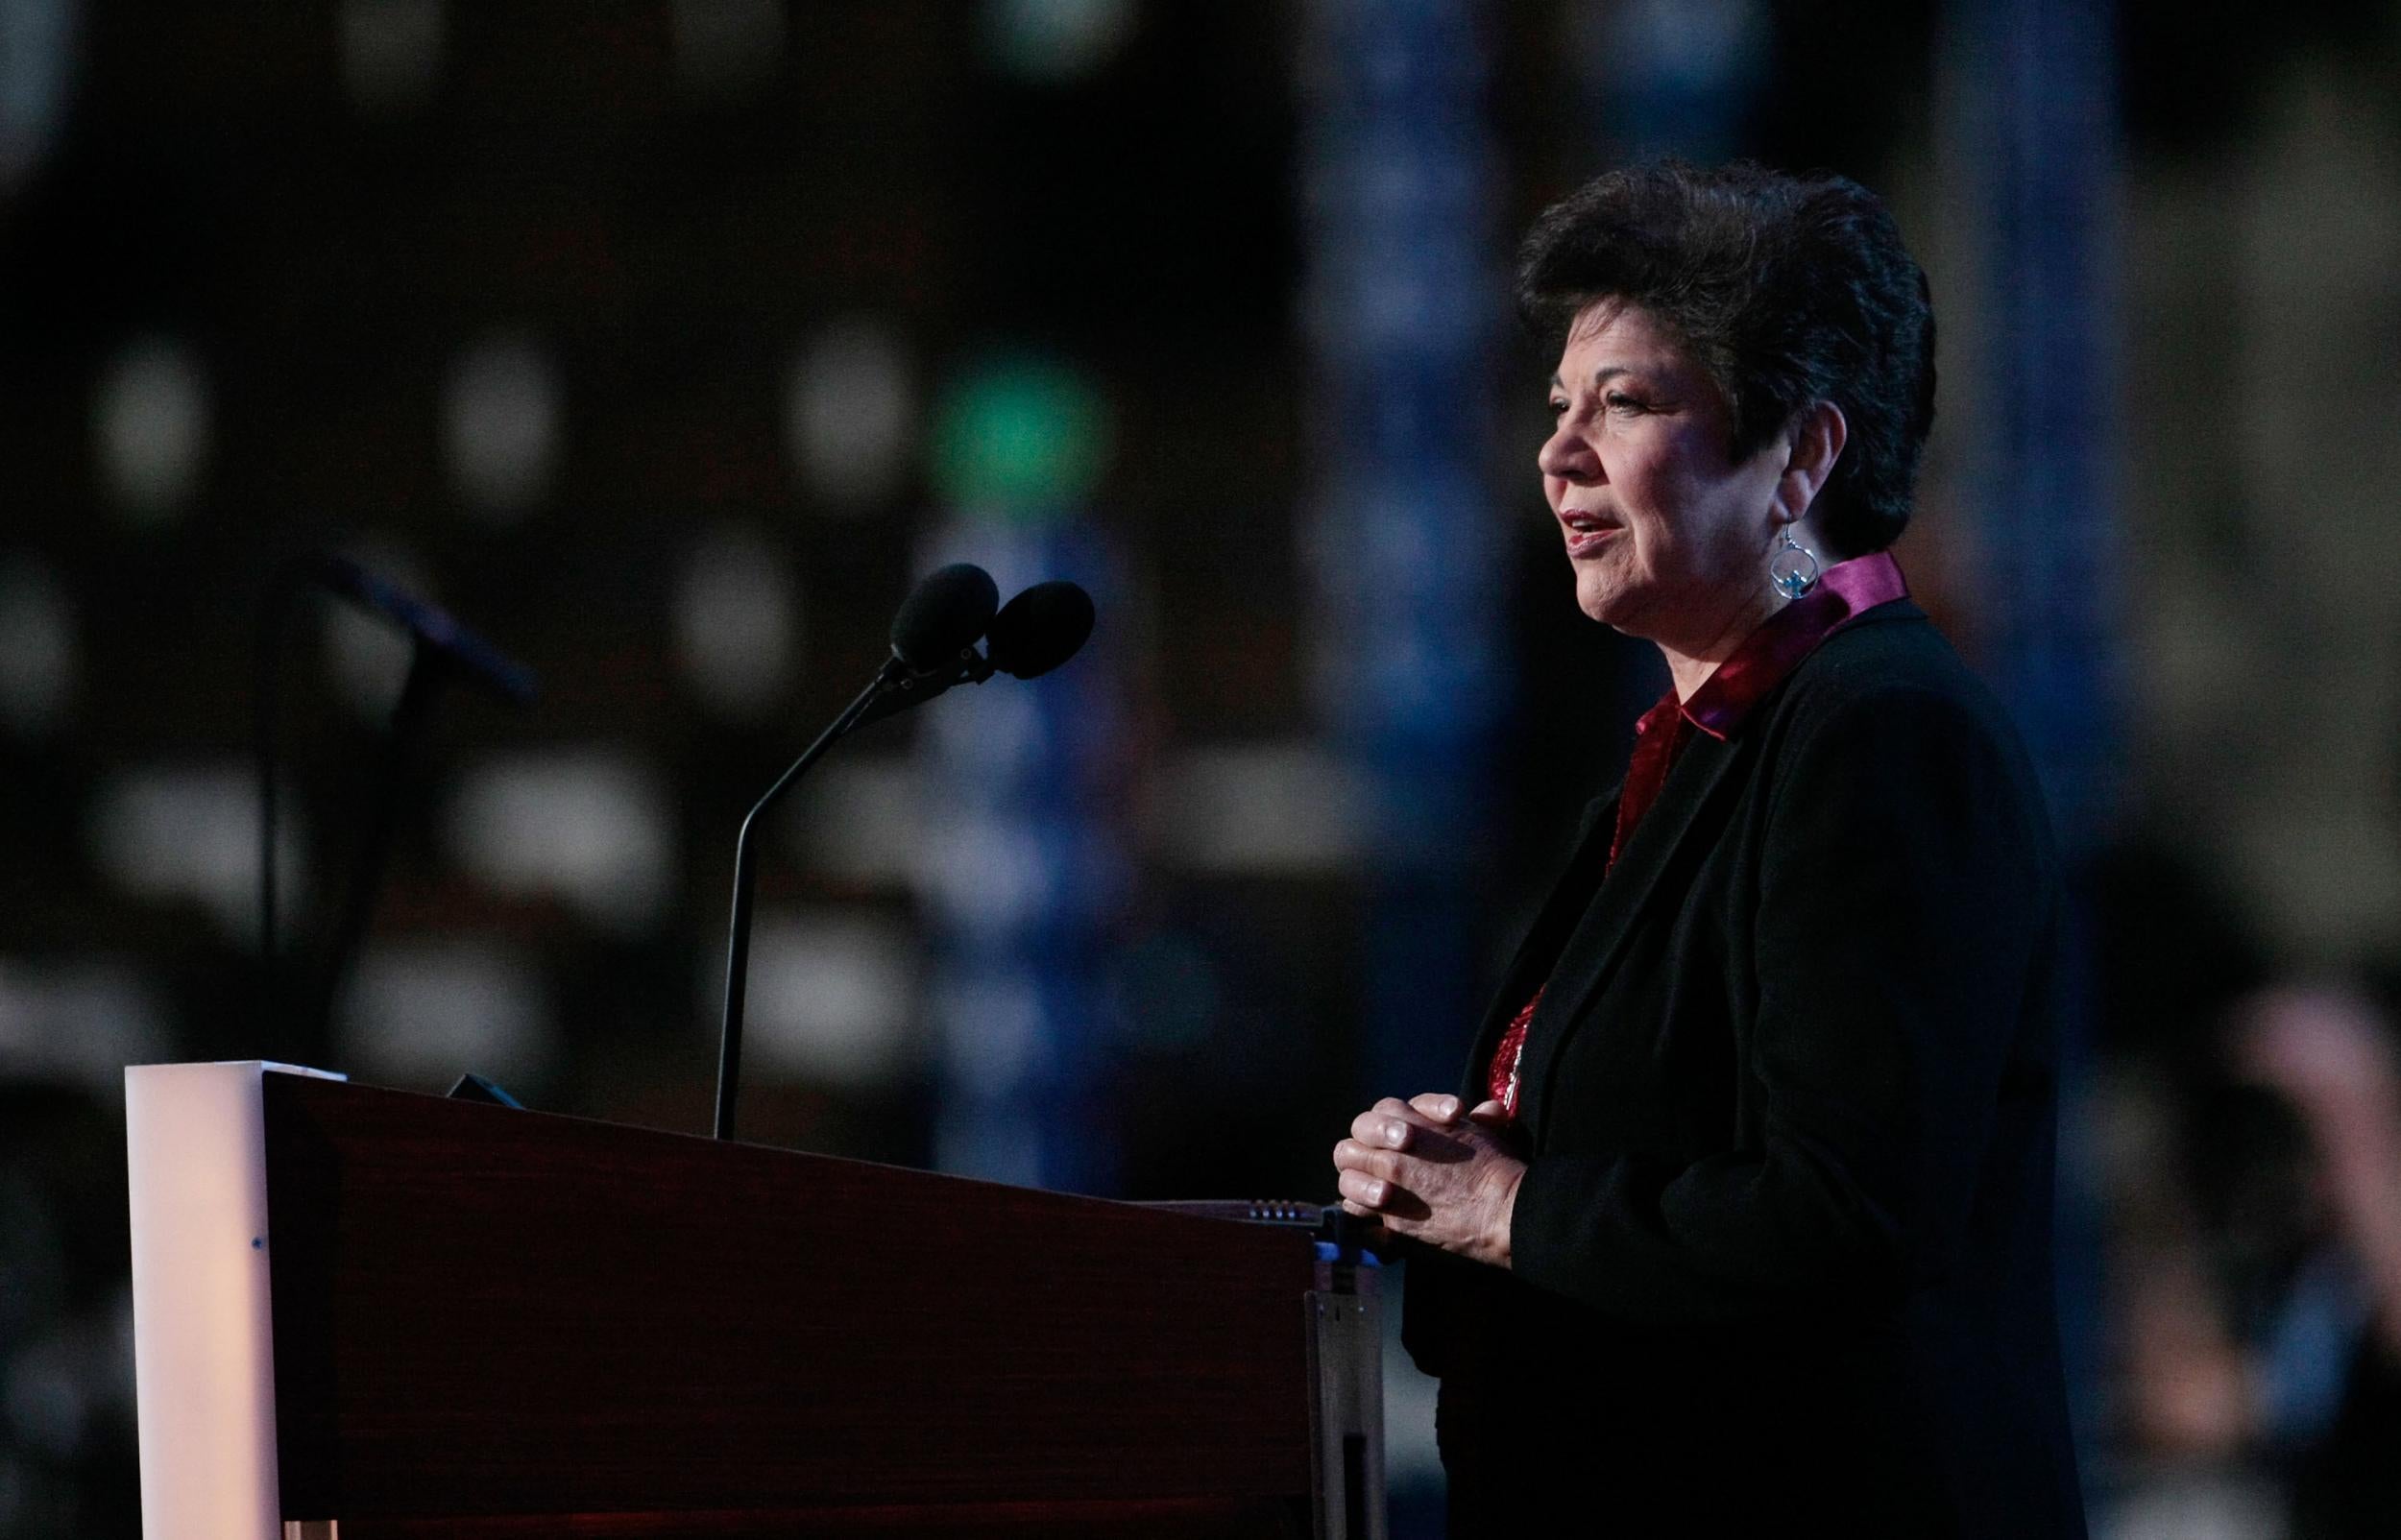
[1678,550,1910,741]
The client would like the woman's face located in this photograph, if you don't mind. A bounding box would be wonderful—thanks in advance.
[1540,301,1788,648]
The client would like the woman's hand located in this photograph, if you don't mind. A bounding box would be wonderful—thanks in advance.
[1331,1094,1527,1269]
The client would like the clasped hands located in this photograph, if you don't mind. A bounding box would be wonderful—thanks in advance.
[1331,1094,1527,1270]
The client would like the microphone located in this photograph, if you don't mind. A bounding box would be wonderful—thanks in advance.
[714,564,1001,1142]
[986,579,1095,680]
[889,562,1000,671]
[278,554,540,1048]
[848,579,1096,730]
[861,563,1002,724]
[255,553,537,1057]
[313,553,539,705]
[712,567,1097,1141]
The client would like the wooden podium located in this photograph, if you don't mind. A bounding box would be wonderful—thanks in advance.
[125,1063,1384,1540]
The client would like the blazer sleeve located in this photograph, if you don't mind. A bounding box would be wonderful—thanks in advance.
[1506,680,2057,1322]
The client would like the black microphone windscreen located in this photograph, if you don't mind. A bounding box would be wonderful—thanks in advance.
[986,581,1095,680]
[889,563,999,670]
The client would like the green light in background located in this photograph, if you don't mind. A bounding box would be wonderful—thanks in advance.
[978,0,1138,84]
[930,354,1111,525]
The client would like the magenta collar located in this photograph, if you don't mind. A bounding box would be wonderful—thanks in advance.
[1678,550,1909,741]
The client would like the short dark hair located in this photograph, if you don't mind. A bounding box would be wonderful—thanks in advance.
[1516,161,1936,556]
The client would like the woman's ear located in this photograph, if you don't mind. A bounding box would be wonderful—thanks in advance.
[1773,400,1848,528]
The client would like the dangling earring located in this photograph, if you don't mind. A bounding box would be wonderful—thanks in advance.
[1768,526,1820,599]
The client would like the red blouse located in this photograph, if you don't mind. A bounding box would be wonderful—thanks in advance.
[1485,551,1910,1119]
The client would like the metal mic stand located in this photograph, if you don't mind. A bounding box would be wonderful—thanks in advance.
[312,639,449,1042]
[714,660,903,1142]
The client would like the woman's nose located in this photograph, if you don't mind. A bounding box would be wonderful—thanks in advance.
[1538,423,1596,482]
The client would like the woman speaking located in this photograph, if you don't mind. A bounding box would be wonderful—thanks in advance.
[1331,162,2086,1535]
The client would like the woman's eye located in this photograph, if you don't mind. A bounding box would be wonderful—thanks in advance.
[1547,398,1568,417]
[1605,392,1646,414]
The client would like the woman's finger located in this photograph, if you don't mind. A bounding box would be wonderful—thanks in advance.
[1332,1140,1404,1184]
[1350,1107,1419,1149]
[1337,1168,1392,1209]
[1410,1093,1465,1124]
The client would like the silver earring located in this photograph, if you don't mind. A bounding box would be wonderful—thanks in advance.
[1768,526,1820,599]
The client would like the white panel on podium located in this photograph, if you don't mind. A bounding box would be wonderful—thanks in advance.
[125,1062,344,1540]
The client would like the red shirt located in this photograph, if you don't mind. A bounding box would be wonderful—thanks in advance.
[1485,551,1910,1119]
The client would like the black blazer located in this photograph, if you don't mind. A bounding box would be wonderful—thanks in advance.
[1404,601,2086,1537]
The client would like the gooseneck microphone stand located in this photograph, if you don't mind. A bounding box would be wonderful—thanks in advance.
[311,638,449,1044]
[255,553,539,1062]
[711,564,1098,1143]
[714,562,1003,1142]
[713,662,902,1143]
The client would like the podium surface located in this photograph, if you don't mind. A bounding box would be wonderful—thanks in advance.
[127,1063,1380,1539]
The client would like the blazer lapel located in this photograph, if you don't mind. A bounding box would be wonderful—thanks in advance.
[1455,786,1621,1100]
[1513,728,1754,1135]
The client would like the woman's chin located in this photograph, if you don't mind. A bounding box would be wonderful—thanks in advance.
[1573,574,1643,634]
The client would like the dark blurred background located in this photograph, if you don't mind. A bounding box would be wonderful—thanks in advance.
[7,1,2401,1535]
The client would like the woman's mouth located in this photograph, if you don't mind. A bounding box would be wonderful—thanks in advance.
[1560,511,1619,559]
